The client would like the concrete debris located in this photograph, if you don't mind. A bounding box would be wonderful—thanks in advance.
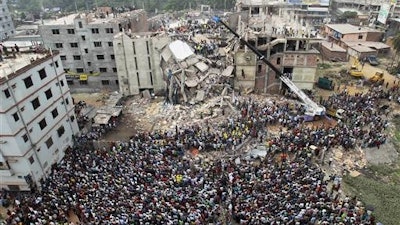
[195,90,206,102]
[195,61,209,73]
[222,65,234,77]
[160,37,235,105]
[142,89,151,99]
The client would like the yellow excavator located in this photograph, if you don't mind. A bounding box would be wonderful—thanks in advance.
[348,58,364,78]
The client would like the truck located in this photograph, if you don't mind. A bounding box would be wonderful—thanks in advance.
[317,77,334,90]
[212,16,325,120]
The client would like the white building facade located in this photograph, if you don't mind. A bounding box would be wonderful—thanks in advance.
[114,33,170,96]
[0,51,79,191]
[38,10,148,93]
[0,0,16,40]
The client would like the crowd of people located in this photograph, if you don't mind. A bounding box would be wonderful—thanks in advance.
[3,83,392,224]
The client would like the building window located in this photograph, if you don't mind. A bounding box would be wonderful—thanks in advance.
[23,76,33,88]
[100,68,107,72]
[29,156,35,164]
[94,41,102,47]
[358,34,363,39]
[60,80,64,86]
[67,28,75,34]
[21,106,25,111]
[81,35,86,41]
[55,61,59,67]
[52,29,60,34]
[133,42,136,54]
[65,98,70,105]
[51,108,58,118]
[3,88,10,98]
[148,57,152,69]
[60,55,67,60]
[101,80,110,85]
[57,125,65,137]
[91,28,99,34]
[73,55,81,60]
[108,42,113,47]
[31,97,40,110]
[111,54,115,60]
[105,28,114,33]
[12,112,19,121]
[67,80,74,85]
[84,48,88,53]
[45,88,53,99]
[11,84,16,89]
[134,57,138,70]
[45,137,53,148]
[113,67,117,73]
[78,21,83,28]
[277,57,281,65]
[76,68,84,73]
[96,55,105,60]
[22,134,28,142]
[115,80,119,85]
[39,118,47,130]
[55,43,63,48]
[70,43,78,48]
[80,80,88,85]
[39,68,47,80]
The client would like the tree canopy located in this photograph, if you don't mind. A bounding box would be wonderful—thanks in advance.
[14,0,236,13]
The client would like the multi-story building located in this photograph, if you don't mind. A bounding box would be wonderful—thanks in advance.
[232,0,322,93]
[113,33,170,96]
[324,24,383,44]
[38,9,148,93]
[0,0,16,40]
[330,0,400,24]
[0,50,79,191]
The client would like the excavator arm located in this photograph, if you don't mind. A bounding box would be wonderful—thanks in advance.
[212,16,325,117]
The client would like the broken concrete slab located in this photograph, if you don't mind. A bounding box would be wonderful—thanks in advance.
[185,79,199,87]
[196,90,206,102]
[142,89,151,99]
[222,65,234,77]
[195,61,209,73]
[186,57,200,67]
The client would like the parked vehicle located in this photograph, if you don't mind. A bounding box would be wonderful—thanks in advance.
[316,77,334,90]
[364,55,379,66]
[326,108,345,119]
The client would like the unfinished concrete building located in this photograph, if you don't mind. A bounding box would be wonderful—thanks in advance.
[233,0,322,93]
[113,33,170,96]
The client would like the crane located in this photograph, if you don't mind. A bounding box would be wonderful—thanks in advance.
[212,16,325,118]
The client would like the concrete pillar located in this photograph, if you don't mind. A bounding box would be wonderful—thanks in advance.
[295,40,300,51]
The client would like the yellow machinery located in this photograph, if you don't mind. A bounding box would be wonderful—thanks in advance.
[348,58,364,78]
[326,108,344,119]
[367,71,385,85]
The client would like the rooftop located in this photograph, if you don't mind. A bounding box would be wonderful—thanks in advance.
[348,45,376,53]
[321,41,346,52]
[343,41,390,50]
[0,52,49,79]
[41,10,146,26]
[325,24,381,34]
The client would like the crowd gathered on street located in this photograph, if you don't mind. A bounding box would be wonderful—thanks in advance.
[3,82,394,225]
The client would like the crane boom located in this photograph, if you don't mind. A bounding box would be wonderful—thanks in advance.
[212,16,325,117]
